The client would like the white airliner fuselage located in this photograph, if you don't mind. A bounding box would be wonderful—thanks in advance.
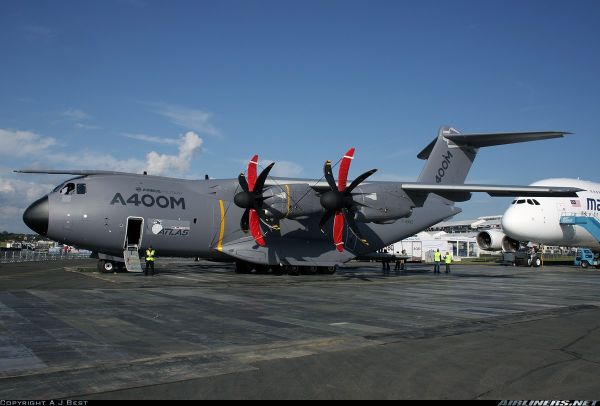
[502,178,600,250]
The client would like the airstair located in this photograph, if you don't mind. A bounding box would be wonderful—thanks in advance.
[123,244,143,272]
[559,213,600,241]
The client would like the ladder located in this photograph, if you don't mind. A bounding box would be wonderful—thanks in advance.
[123,244,143,272]
[560,215,600,241]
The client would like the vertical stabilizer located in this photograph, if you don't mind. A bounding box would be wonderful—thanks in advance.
[417,126,477,185]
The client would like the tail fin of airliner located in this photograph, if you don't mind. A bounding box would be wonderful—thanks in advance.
[416,126,569,185]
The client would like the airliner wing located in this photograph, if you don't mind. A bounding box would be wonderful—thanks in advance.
[401,183,582,203]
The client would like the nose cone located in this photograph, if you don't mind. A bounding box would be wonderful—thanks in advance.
[23,196,49,236]
[501,206,526,241]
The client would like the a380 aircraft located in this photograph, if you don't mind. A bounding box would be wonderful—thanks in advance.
[17,126,581,274]
[477,178,600,254]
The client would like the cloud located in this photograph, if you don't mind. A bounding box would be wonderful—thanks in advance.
[0,129,56,157]
[61,108,91,120]
[152,103,220,137]
[46,151,147,174]
[0,176,55,232]
[145,131,203,175]
[75,123,100,130]
[264,160,304,177]
[23,25,55,42]
[123,133,180,145]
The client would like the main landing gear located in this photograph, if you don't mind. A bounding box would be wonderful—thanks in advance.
[97,259,124,273]
[234,261,337,275]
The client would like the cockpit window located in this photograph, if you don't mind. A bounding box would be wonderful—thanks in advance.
[511,200,516,204]
[526,199,533,205]
[76,183,86,195]
[532,199,540,205]
[516,199,525,204]
[59,183,76,195]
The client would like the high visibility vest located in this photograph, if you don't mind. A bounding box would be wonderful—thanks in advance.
[146,249,155,261]
[445,254,452,264]
[434,251,441,262]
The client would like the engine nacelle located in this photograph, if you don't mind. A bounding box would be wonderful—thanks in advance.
[262,183,321,219]
[476,230,521,252]
[501,235,521,253]
[353,184,414,223]
[476,230,507,251]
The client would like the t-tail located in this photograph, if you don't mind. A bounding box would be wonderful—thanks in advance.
[416,126,569,185]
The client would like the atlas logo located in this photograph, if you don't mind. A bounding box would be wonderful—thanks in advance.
[110,193,186,210]
[435,150,453,183]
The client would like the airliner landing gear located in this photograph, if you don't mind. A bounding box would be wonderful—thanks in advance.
[98,259,114,273]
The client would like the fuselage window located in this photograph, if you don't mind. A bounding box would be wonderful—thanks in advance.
[516,199,525,204]
[60,183,76,195]
[76,183,87,195]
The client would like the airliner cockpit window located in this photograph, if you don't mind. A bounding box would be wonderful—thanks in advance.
[516,199,525,204]
[59,183,76,195]
[76,183,87,194]
[532,199,540,205]
[527,199,534,205]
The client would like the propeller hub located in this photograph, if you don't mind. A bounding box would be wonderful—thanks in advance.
[320,191,344,211]
[234,191,256,209]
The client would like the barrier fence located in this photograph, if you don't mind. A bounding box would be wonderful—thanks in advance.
[0,250,92,263]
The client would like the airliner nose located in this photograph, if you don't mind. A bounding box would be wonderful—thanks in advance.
[23,196,49,236]
[501,207,524,240]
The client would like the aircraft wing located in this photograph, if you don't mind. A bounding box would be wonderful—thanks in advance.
[14,169,137,176]
[401,183,583,203]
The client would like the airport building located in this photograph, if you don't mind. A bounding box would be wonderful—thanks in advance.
[384,215,503,261]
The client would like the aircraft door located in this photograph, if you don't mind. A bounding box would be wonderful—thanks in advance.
[125,217,144,249]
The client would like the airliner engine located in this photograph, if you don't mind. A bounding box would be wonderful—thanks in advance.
[476,230,521,252]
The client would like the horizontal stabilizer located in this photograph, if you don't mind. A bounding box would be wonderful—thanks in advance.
[418,130,570,160]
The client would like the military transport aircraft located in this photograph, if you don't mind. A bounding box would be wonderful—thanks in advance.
[17,126,581,274]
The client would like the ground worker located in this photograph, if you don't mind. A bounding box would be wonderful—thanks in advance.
[444,251,453,273]
[433,249,441,274]
[144,246,156,276]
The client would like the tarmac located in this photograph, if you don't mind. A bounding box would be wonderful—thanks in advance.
[0,258,599,399]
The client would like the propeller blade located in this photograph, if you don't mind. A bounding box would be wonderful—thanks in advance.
[319,209,335,230]
[323,160,337,191]
[249,208,266,246]
[240,208,250,232]
[238,173,249,192]
[337,148,355,192]
[346,168,378,193]
[254,162,275,195]
[344,209,369,246]
[247,155,258,192]
[333,211,345,252]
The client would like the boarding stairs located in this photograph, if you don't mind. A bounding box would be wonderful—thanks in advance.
[123,244,143,272]
[559,213,600,242]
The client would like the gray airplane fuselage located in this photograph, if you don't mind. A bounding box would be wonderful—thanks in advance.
[31,173,457,265]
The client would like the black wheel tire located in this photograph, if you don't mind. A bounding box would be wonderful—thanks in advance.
[581,261,589,269]
[99,260,113,273]
[533,257,542,267]
[235,261,252,274]
[287,265,300,276]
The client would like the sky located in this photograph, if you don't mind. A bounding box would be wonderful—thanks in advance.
[1,0,599,233]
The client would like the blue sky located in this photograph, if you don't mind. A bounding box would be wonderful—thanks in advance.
[1,0,599,232]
